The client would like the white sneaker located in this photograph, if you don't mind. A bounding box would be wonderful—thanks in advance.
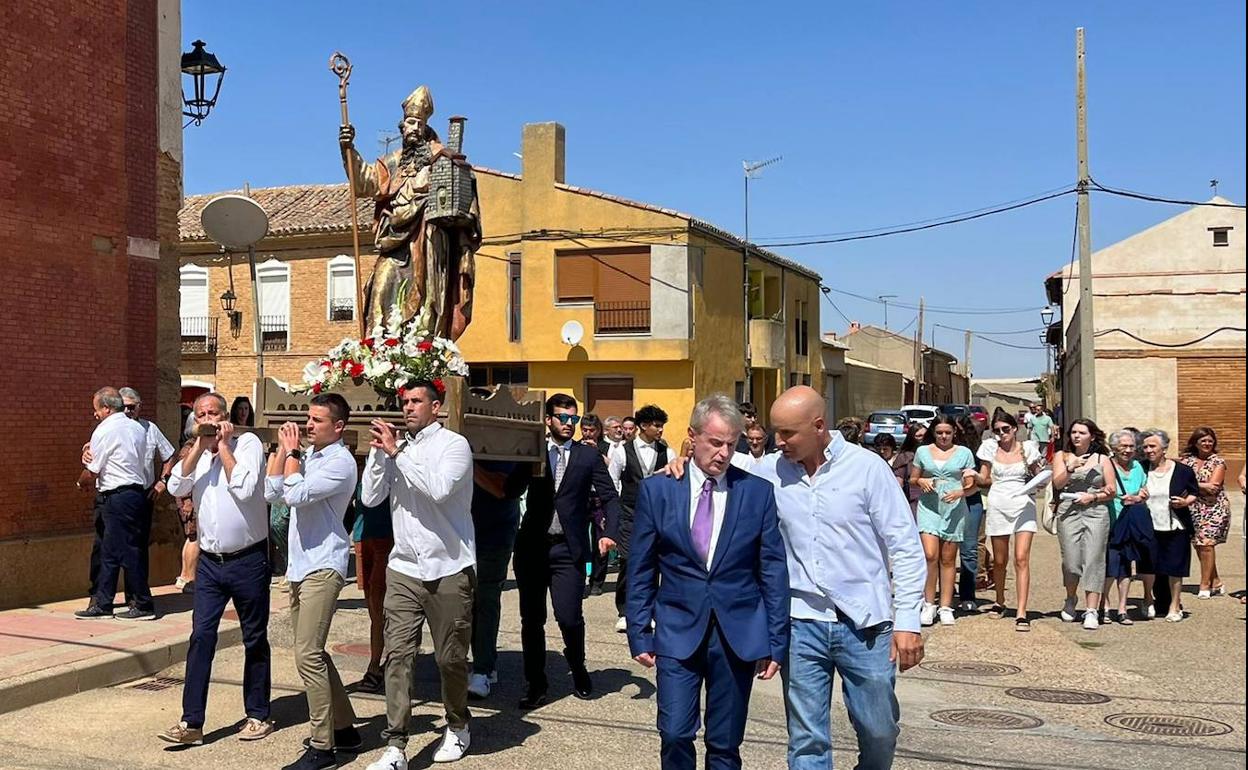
[920,602,937,627]
[467,673,490,699]
[432,726,470,763]
[938,607,956,626]
[1146,604,1156,619]
[1165,611,1184,623]
[1197,590,1212,600]
[614,616,627,633]
[1060,598,1077,622]
[1082,610,1099,630]
[366,746,408,770]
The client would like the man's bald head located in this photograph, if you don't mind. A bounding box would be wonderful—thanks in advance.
[769,386,830,470]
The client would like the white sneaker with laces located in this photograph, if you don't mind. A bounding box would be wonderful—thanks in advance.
[1146,604,1156,619]
[432,726,470,763]
[1197,590,1212,600]
[1165,611,1184,623]
[366,746,408,770]
[938,607,956,626]
[1082,610,1099,630]
[614,616,627,633]
[467,673,490,699]
[920,602,937,627]
[1060,598,1077,622]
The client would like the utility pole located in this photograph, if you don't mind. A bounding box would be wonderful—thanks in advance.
[741,155,782,401]
[963,330,972,378]
[1075,27,1097,420]
[914,296,925,403]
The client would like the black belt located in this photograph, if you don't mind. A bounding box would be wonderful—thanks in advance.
[101,484,145,496]
[201,540,267,564]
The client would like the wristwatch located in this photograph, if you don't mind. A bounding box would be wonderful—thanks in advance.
[288,449,303,461]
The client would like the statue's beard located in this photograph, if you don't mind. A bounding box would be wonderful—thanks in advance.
[400,134,431,170]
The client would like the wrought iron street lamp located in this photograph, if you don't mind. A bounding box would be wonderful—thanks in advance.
[181,40,226,126]
[1040,305,1055,326]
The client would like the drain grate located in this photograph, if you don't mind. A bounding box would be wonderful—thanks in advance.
[930,709,1043,730]
[126,676,184,692]
[920,661,1022,677]
[1006,687,1111,705]
[1104,713,1233,737]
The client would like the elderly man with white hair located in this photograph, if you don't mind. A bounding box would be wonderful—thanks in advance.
[120,388,177,594]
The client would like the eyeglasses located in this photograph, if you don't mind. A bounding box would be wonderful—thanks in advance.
[123,404,139,412]
[552,414,581,426]
[992,426,1012,435]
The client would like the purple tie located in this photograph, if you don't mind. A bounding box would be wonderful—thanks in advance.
[691,477,716,564]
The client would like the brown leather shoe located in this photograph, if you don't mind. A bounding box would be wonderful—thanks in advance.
[157,721,204,745]
[238,717,274,741]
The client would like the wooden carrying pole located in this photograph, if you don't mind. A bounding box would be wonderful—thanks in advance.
[330,51,367,339]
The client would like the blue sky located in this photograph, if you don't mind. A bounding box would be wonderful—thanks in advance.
[182,1,1245,378]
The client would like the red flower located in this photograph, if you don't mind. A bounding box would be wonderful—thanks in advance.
[320,359,331,367]
[384,338,400,347]
[362,337,375,349]
[312,382,323,394]
[416,340,433,352]
[432,377,445,394]
[349,362,365,377]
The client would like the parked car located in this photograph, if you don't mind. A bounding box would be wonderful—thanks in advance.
[967,404,990,434]
[900,404,939,427]
[864,411,909,445]
[937,403,988,436]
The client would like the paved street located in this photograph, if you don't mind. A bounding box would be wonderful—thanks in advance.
[0,528,1243,770]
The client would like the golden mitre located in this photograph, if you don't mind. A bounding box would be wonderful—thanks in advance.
[402,86,434,121]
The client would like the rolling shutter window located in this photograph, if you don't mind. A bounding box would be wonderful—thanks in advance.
[557,254,595,302]
[1177,357,1246,475]
[586,377,634,421]
[594,251,650,303]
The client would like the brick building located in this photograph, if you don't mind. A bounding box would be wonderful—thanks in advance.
[0,4,185,608]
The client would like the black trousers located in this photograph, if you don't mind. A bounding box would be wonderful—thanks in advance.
[92,487,153,611]
[514,535,587,691]
[588,518,609,590]
[87,493,106,597]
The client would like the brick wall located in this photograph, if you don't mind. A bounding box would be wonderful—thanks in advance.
[0,2,160,540]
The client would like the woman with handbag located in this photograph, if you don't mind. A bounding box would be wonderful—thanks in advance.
[1051,419,1117,630]
[1178,427,1232,599]
[974,412,1044,631]
[1140,430,1201,622]
[1103,429,1155,625]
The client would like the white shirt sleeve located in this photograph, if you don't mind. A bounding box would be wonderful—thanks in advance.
[225,433,265,501]
[283,451,359,507]
[361,447,392,507]
[394,433,472,503]
[264,474,285,504]
[976,438,997,464]
[1023,440,1042,466]
[167,456,195,497]
[149,423,176,463]
[86,428,112,475]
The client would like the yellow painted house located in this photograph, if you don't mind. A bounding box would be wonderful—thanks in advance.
[178,122,822,438]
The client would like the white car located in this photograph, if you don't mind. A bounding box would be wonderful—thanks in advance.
[900,404,939,427]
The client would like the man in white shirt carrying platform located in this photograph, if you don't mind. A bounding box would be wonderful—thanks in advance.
[75,387,153,620]
[159,393,274,746]
[265,392,361,770]
[362,379,476,769]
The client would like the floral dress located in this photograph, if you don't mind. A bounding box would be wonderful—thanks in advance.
[1180,454,1231,545]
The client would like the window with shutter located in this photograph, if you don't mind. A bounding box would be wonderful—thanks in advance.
[556,254,595,302]
[256,260,290,351]
[586,377,634,421]
[327,255,356,321]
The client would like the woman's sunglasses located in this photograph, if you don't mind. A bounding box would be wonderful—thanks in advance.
[992,426,1013,435]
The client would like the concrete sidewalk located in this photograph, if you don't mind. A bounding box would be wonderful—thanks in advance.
[0,582,289,716]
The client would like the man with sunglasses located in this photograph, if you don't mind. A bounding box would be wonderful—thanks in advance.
[514,393,621,708]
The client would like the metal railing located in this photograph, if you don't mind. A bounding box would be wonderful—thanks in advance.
[180,316,218,354]
[594,300,650,334]
[260,315,289,351]
[330,297,355,322]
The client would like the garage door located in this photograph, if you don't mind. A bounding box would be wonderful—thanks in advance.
[1177,357,1246,475]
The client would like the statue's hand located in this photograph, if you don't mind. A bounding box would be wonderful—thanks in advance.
[339,124,355,150]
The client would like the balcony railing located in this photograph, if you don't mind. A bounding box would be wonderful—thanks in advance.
[260,315,289,351]
[180,316,218,354]
[594,300,650,335]
[330,297,355,322]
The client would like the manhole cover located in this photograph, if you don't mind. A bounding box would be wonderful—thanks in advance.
[920,661,1022,677]
[331,642,374,658]
[126,676,184,692]
[1006,687,1111,705]
[930,709,1043,730]
[1104,713,1233,737]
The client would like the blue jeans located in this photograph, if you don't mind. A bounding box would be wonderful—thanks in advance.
[783,617,899,770]
[958,493,984,601]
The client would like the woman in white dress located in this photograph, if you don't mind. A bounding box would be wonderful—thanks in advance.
[974,411,1044,630]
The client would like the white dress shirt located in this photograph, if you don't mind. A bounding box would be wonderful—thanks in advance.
[687,461,728,569]
[136,417,176,488]
[361,422,475,581]
[167,432,269,554]
[265,440,358,582]
[730,451,766,473]
[87,412,149,491]
[608,437,662,485]
[750,431,927,632]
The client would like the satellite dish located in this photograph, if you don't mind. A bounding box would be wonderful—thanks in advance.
[560,320,584,346]
[200,194,269,249]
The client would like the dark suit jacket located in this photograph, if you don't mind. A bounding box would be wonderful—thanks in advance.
[519,441,622,564]
[625,466,789,663]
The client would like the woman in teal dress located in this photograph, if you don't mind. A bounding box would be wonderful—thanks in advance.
[909,415,977,626]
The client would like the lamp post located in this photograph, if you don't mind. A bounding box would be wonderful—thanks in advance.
[181,40,226,126]
[220,287,241,334]
[877,294,898,329]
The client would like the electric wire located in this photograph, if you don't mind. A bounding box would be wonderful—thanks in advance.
[1092,326,1246,348]
[1089,178,1247,209]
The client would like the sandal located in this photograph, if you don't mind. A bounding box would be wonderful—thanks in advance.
[1015,617,1031,632]
[1118,613,1134,626]
[987,603,1007,617]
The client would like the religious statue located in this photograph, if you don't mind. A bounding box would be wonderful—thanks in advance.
[338,85,481,339]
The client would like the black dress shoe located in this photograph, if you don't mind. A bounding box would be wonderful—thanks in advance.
[282,746,336,770]
[302,725,362,752]
[518,687,549,710]
[571,668,593,700]
[589,584,603,597]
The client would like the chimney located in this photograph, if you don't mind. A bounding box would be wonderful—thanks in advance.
[521,122,566,186]
[849,321,861,333]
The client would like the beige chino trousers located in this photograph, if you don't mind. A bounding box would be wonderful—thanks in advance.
[290,568,356,750]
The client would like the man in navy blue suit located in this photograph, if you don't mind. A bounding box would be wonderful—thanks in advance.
[626,394,789,770]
